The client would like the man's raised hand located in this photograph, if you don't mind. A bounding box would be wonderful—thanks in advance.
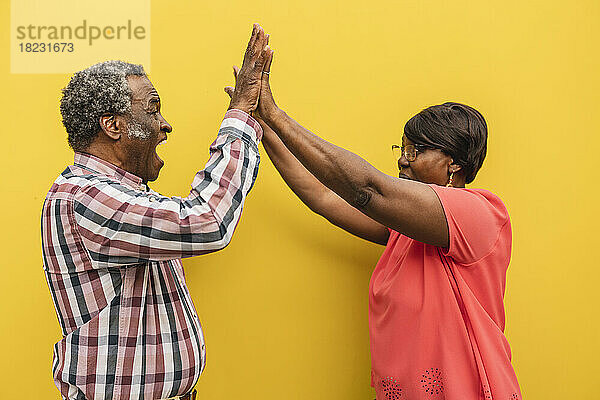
[227,24,271,114]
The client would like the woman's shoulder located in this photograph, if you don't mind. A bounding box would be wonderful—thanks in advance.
[431,185,509,220]
[428,185,512,264]
[461,187,509,218]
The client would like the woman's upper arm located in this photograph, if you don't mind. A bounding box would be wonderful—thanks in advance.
[361,169,509,262]
[361,172,450,247]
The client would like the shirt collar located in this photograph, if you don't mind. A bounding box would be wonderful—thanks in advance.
[74,152,148,191]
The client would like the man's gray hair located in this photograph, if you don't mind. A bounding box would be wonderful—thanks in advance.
[60,60,146,151]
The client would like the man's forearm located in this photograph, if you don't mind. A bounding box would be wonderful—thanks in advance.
[263,109,380,209]
[73,110,262,266]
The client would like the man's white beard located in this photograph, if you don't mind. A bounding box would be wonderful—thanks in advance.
[127,121,151,140]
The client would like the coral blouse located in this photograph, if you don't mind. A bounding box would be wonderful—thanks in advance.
[369,185,521,400]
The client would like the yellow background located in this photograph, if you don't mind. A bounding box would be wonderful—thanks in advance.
[1,0,598,399]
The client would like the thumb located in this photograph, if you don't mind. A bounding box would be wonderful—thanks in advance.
[224,86,234,98]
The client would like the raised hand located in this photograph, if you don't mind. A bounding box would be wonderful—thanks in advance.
[224,46,390,246]
[227,24,271,114]
[256,47,278,121]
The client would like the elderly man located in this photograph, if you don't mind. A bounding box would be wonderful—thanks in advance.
[41,25,270,400]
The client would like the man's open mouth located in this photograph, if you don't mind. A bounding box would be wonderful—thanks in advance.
[154,137,167,163]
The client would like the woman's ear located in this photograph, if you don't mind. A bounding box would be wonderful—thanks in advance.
[448,159,462,174]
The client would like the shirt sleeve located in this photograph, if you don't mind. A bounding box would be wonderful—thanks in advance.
[429,185,510,265]
[73,109,262,268]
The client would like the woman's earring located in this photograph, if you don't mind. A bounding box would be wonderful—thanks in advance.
[446,172,454,187]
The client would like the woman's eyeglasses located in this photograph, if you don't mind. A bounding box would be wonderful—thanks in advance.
[391,144,431,163]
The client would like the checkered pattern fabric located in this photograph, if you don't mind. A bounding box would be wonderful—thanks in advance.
[41,110,262,400]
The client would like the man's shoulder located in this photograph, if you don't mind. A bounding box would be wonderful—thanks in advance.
[44,164,118,201]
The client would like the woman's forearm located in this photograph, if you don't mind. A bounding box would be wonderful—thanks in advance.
[259,117,390,245]
[256,70,447,247]
[263,109,380,210]
[259,119,331,213]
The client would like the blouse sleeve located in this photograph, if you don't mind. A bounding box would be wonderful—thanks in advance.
[429,185,510,265]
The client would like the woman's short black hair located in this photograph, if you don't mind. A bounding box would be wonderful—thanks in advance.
[403,102,488,184]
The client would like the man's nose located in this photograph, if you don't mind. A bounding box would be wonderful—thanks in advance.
[160,116,172,133]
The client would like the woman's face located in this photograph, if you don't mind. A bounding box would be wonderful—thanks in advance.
[398,136,461,187]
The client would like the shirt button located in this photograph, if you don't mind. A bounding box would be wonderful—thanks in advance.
[149,197,155,202]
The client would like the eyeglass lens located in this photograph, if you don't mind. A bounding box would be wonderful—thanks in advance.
[392,145,417,162]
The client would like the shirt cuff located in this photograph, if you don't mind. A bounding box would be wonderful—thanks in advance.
[222,109,263,142]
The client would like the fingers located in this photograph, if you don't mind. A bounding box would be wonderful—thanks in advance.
[256,34,269,69]
[245,24,259,59]
[255,30,267,56]
[253,28,265,60]
[228,24,272,113]
[262,48,274,76]
[254,42,271,75]
[244,24,265,63]
[260,48,274,88]
[257,48,276,116]
[241,23,270,71]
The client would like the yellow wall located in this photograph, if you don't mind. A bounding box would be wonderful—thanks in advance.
[1,0,598,399]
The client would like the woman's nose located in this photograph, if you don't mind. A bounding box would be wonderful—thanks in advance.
[398,155,410,169]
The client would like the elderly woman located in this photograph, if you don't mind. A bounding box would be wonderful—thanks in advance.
[226,48,521,398]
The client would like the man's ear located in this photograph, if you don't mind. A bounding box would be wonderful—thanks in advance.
[99,114,127,141]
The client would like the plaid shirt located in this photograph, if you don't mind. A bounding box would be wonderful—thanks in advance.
[41,110,262,400]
